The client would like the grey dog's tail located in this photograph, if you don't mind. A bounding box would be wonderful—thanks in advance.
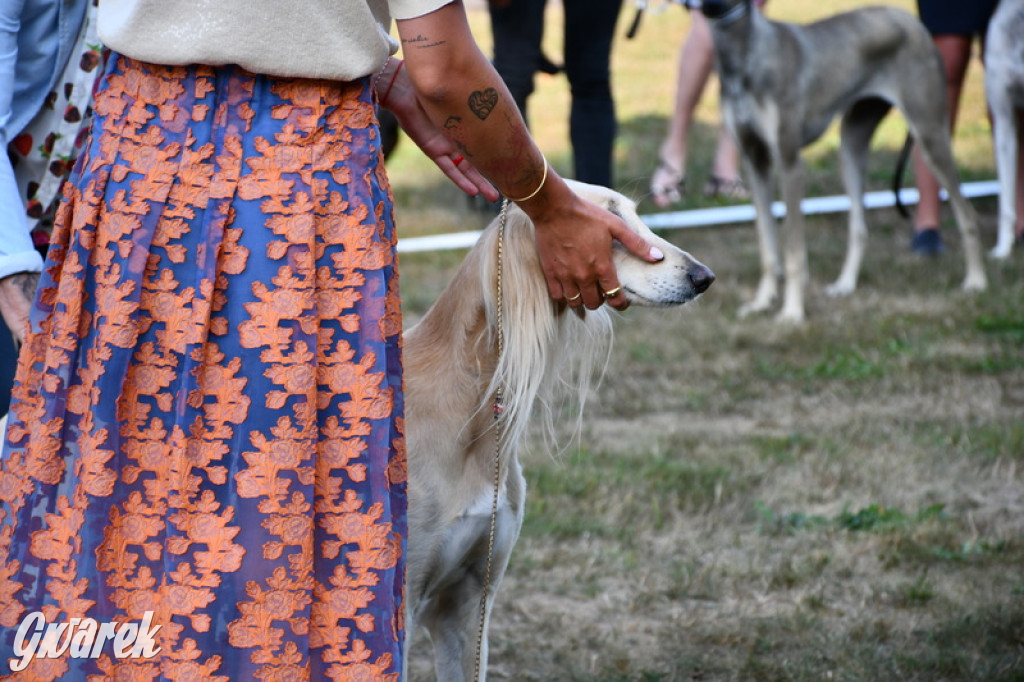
[893,134,914,219]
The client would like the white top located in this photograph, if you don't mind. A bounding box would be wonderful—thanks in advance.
[97,0,453,81]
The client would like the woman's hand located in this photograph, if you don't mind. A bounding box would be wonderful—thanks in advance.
[0,271,38,344]
[523,173,663,311]
[378,58,499,202]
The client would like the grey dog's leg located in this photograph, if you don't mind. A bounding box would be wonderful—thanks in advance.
[913,126,987,290]
[828,98,892,297]
[777,146,807,323]
[738,135,781,317]
[900,88,988,290]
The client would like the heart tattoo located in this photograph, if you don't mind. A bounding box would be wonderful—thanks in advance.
[468,88,499,120]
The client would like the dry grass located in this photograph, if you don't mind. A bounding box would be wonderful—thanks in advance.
[396,2,1024,680]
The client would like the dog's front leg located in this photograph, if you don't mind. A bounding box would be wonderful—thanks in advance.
[988,96,1019,259]
[738,141,781,318]
[777,151,807,323]
[422,574,491,682]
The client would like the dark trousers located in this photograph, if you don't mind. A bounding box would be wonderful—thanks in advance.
[0,318,14,416]
[489,0,622,187]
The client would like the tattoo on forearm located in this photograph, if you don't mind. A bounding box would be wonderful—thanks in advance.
[401,33,447,49]
[468,88,499,120]
[443,116,472,157]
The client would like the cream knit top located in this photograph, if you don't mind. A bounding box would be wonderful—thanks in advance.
[97,0,453,81]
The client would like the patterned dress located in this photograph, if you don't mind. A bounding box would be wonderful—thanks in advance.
[0,55,406,680]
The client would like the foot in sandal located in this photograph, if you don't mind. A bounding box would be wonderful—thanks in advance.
[650,158,685,208]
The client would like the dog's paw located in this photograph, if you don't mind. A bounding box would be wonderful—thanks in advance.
[775,307,806,325]
[988,244,1012,260]
[738,299,773,318]
[824,280,855,298]
[961,273,988,292]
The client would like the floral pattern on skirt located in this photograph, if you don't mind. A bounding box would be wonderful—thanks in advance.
[0,55,405,681]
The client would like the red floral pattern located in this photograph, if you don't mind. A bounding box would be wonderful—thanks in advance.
[0,55,405,680]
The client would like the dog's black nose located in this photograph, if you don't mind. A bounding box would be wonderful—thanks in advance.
[689,265,715,294]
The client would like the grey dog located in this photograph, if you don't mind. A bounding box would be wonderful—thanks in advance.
[986,0,1024,259]
[700,0,987,322]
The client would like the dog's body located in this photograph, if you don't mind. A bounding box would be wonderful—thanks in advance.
[402,181,713,681]
[986,0,1024,258]
[703,0,987,322]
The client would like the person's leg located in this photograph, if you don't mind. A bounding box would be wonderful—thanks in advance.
[562,0,621,187]
[651,11,716,206]
[911,34,972,252]
[489,0,547,119]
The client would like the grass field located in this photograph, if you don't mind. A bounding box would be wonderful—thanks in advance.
[396,2,1024,680]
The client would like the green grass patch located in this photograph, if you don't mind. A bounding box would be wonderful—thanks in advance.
[523,448,736,540]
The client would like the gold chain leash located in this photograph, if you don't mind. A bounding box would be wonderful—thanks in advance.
[473,198,508,682]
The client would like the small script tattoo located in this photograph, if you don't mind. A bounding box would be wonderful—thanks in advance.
[401,34,447,49]
[468,88,499,120]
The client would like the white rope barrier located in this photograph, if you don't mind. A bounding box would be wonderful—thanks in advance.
[396,180,999,254]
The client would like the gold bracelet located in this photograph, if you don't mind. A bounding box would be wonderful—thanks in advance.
[506,159,549,203]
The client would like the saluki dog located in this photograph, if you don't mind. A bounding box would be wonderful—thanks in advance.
[402,181,714,681]
[701,0,987,322]
[986,0,1024,258]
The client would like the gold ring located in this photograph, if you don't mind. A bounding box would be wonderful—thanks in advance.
[566,292,582,302]
[602,286,622,299]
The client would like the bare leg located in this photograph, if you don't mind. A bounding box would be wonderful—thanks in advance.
[912,34,972,236]
[651,12,715,207]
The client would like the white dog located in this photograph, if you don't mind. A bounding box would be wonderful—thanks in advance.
[986,0,1024,258]
[402,181,713,681]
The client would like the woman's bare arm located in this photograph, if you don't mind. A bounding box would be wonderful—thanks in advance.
[395,1,662,310]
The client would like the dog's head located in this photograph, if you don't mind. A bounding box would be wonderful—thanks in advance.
[563,180,714,308]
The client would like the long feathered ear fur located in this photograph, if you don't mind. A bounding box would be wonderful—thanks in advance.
[477,204,614,461]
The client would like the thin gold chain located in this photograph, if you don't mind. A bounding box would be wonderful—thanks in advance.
[473,199,507,682]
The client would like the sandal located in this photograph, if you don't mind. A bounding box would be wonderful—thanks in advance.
[650,158,685,208]
[703,174,750,200]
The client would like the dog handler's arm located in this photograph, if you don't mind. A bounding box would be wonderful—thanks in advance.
[396,2,663,311]
[377,57,499,201]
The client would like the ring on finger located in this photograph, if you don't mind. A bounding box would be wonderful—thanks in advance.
[566,291,582,303]
[602,286,622,299]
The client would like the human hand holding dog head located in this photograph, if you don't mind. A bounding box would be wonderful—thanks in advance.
[523,173,664,311]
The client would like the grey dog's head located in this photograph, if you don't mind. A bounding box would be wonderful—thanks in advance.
[700,0,750,21]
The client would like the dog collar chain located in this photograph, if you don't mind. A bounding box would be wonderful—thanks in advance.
[708,1,749,27]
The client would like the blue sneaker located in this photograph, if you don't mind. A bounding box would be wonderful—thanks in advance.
[911,228,944,255]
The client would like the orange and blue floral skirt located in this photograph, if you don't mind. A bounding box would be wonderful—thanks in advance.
[0,55,406,680]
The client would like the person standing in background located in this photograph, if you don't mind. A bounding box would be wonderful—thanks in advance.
[0,0,100,417]
[649,1,768,207]
[910,0,1023,254]
[488,0,623,187]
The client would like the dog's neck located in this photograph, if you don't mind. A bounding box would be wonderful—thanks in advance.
[704,0,750,28]
[706,1,766,81]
